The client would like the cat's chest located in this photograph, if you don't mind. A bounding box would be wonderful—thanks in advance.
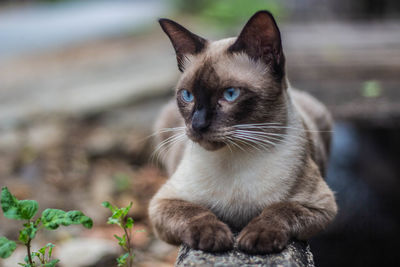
[168,144,299,223]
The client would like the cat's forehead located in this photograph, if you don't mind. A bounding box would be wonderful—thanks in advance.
[178,38,269,90]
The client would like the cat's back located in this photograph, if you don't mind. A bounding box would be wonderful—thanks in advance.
[290,88,333,175]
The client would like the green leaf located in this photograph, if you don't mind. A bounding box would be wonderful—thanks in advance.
[1,187,38,220]
[101,201,115,212]
[41,209,93,230]
[23,254,35,266]
[38,245,46,255]
[125,217,134,229]
[46,243,55,259]
[41,209,65,229]
[18,200,39,220]
[44,259,60,267]
[117,252,129,266]
[115,234,126,248]
[1,187,20,219]
[31,251,40,259]
[0,236,17,258]
[114,234,123,242]
[38,243,54,256]
[101,201,111,208]
[18,223,37,244]
[34,217,42,227]
[66,210,93,229]
[107,217,120,225]
[121,202,132,218]
[23,254,29,263]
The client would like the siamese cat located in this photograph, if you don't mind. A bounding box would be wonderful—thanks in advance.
[149,11,337,254]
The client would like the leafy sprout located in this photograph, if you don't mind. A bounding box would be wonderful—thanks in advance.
[0,186,93,266]
[103,201,139,267]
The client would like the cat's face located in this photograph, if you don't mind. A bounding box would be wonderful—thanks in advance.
[160,11,288,151]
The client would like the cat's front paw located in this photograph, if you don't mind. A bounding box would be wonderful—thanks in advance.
[181,217,234,252]
[237,218,289,254]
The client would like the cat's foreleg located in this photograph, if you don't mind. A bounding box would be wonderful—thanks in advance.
[237,200,335,254]
[237,171,337,254]
[149,198,234,252]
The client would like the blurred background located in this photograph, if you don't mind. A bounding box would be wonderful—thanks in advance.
[0,0,399,266]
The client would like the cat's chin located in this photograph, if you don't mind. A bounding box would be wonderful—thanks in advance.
[189,137,226,151]
[187,131,227,151]
[198,140,226,151]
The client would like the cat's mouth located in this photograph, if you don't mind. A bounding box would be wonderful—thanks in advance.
[187,131,226,151]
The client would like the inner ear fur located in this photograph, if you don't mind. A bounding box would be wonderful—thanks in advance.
[159,18,206,72]
[229,11,285,80]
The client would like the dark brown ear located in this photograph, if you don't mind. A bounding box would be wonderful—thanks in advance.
[159,18,206,72]
[229,11,285,80]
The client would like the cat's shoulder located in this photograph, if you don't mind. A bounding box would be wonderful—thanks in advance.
[289,88,332,128]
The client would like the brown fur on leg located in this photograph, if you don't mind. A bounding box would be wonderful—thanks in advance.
[149,198,234,252]
[238,200,336,254]
[237,158,336,254]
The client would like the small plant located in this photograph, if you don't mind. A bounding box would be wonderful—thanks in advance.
[102,201,138,267]
[0,187,93,266]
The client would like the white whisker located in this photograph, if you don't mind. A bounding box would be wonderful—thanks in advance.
[151,131,186,164]
[157,135,186,164]
[147,127,185,137]
[240,133,286,144]
[233,122,283,127]
[159,134,186,162]
[223,139,233,154]
[234,124,332,133]
[233,135,263,151]
[232,133,277,149]
[225,136,248,153]
[233,129,286,141]
[232,129,307,144]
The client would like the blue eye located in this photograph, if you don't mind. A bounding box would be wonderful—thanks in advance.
[223,87,240,102]
[181,89,194,102]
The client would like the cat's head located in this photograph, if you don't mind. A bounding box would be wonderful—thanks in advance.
[160,11,288,151]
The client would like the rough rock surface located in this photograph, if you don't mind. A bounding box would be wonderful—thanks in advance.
[176,240,314,267]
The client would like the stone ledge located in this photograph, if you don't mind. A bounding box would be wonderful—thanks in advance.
[175,240,314,267]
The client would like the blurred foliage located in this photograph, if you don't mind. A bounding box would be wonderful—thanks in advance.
[113,172,132,193]
[172,0,286,28]
[38,0,66,2]
[362,80,383,98]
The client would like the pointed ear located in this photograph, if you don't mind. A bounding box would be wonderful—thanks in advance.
[159,18,206,72]
[229,11,285,79]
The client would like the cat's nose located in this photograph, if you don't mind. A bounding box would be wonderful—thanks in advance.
[192,108,210,133]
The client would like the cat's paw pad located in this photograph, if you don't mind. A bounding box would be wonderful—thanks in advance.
[237,222,289,254]
[181,218,234,252]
